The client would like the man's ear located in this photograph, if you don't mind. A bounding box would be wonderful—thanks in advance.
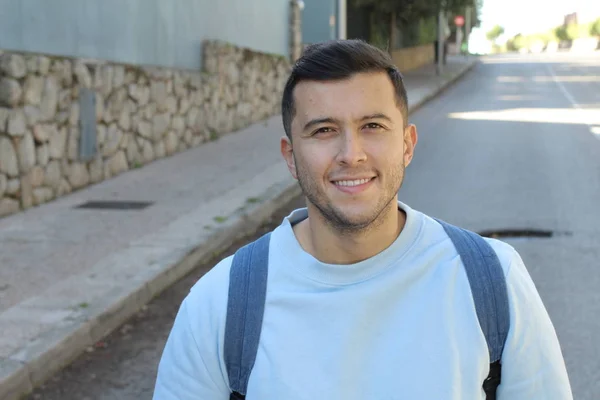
[280,135,298,179]
[404,124,418,167]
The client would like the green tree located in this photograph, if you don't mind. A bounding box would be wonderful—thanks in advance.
[566,23,582,39]
[350,0,482,50]
[486,24,504,42]
[506,33,524,51]
[350,0,415,50]
[591,18,600,36]
[554,26,569,41]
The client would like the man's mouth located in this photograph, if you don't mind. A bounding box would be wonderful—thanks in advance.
[332,178,374,187]
[330,177,376,194]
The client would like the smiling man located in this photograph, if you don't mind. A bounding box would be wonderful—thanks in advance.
[281,48,414,264]
[153,40,572,400]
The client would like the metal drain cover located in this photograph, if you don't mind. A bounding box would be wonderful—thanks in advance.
[75,200,153,210]
[478,229,555,239]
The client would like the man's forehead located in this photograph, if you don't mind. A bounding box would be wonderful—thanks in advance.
[292,71,397,118]
[294,70,393,95]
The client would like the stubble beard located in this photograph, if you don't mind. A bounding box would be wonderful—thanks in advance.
[294,154,405,236]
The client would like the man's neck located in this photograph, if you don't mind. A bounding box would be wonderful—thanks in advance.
[293,202,406,265]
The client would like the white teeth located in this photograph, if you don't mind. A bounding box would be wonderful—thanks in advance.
[334,178,371,187]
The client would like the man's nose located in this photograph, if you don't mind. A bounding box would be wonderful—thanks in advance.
[335,130,367,166]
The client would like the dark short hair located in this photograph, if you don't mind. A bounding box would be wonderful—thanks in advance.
[281,39,409,138]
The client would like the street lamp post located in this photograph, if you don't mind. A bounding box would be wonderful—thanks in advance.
[337,0,347,39]
[465,5,472,54]
[437,10,445,76]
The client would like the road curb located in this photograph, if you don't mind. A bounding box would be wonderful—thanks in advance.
[0,59,478,400]
[0,181,301,400]
[409,58,479,115]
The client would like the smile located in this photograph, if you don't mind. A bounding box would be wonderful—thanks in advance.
[331,177,375,194]
[333,178,373,187]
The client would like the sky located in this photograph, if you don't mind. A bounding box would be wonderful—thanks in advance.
[478,0,600,39]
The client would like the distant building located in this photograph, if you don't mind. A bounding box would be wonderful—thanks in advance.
[563,12,578,26]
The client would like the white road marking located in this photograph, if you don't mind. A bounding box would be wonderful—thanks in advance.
[546,64,580,107]
[546,63,599,140]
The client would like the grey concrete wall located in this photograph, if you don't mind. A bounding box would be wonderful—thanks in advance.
[302,0,336,44]
[0,0,289,70]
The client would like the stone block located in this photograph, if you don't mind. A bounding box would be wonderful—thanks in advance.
[0,78,22,107]
[23,76,44,106]
[7,110,26,137]
[0,53,27,78]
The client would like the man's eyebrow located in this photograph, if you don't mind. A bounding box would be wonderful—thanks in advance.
[360,113,392,122]
[302,117,340,132]
[302,113,393,132]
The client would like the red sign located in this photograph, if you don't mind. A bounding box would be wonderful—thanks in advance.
[454,15,465,26]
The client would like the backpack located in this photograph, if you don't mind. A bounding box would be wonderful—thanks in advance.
[223,218,510,400]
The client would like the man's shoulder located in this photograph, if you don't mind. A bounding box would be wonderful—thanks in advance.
[416,210,521,278]
[191,254,233,288]
[185,230,278,316]
[482,236,521,277]
[479,236,538,306]
[184,253,235,320]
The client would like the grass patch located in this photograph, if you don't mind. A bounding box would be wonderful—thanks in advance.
[213,216,228,223]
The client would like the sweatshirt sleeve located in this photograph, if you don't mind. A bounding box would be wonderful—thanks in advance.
[152,259,233,400]
[496,246,573,399]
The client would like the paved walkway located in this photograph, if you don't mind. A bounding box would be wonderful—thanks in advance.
[0,56,477,400]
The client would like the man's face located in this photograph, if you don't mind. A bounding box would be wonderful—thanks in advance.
[281,71,417,232]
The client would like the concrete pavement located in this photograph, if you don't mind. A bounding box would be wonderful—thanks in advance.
[0,55,478,400]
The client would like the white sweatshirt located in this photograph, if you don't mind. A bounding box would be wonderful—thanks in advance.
[153,201,573,399]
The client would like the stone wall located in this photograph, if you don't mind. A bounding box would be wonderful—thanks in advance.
[0,41,290,218]
[391,44,435,73]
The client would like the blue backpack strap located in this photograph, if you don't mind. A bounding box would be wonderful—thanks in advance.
[435,218,510,399]
[224,232,271,400]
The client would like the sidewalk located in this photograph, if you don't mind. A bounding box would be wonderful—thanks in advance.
[0,55,478,400]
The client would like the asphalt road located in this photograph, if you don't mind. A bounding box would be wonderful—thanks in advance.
[401,52,600,399]
[26,52,600,399]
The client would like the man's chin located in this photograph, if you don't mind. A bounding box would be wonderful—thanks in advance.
[305,194,389,230]
[328,207,381,230]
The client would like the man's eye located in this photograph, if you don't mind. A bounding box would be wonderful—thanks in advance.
[314,127,334,135]
[364,123,383,130]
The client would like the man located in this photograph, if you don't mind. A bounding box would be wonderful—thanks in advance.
[153,39,572,399]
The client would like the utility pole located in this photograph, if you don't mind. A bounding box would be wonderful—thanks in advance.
[436,10,445,76]
[337,0,347,39]
[465,5,472,54]
[455,23,462,54]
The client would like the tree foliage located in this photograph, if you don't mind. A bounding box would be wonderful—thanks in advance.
[552,21,596,41]
[348,0,482,51]
[591,18,600,37]
[486,25,504,42]
[554,26,569,42]
[505,17,600,53]
[351,0,480,21]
